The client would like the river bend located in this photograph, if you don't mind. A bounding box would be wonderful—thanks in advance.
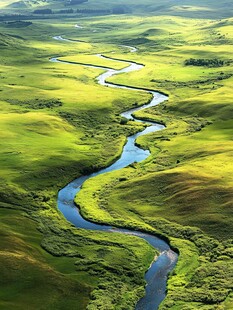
[51,36,178,310]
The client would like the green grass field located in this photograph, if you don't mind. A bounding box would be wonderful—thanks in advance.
[0,1,233,309]
[1,0,233,19]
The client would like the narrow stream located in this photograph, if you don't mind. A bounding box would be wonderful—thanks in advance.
[51,37,178,310]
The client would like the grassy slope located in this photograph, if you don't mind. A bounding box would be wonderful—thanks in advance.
[1,0,233,19]
[0,22,154,309]
[71,15,233,309]
[0,3,233,310]
[67,15,233,237]
[81,0,233,18]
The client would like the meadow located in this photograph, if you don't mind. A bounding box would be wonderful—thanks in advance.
[0,2,233,310]
[70,15,233,309]
[1,0,233,19]
[0,20,153,310]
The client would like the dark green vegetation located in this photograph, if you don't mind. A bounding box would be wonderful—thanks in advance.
[0,0,233,309]
[184,58,231,67]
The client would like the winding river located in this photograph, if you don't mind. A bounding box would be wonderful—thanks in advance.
[51,36,178,310]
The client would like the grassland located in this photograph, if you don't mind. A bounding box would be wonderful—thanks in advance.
[0,21,154,310]
[71,14,233,309]
[0,4,233,310]
[1,0,233,19]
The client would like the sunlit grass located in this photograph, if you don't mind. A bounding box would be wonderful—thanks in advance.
[0,10,233,310]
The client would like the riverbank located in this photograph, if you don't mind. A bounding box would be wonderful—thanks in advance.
[53,48,178,308]
[0,14,232,310]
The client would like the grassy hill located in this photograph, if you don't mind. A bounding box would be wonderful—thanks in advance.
[1,0,233,18]
[0,2,233,310]
[71,14,233,308]
[0,24,154,310]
